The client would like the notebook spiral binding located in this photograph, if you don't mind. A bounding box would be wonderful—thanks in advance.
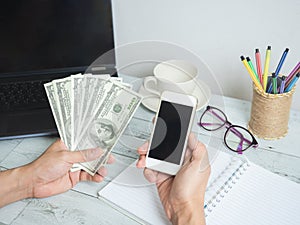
[204,157,251,217]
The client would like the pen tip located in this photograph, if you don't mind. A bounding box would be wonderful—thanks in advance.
[267,46,271,50]
[285,48,289,52]
[255,49,259,53]
[272,73,276,78]
[240,56,245,61]
[246,57,250,61]
[296,73,300,77]
[281,76,286,80]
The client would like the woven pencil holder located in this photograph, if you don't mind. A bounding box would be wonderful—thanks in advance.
[248,85,295,140]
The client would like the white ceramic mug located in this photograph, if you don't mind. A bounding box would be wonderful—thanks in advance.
[143,60,198,96]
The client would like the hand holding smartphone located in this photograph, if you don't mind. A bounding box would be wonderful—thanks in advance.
[146,91,197,175]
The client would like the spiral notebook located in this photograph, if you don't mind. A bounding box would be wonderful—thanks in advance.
[98,151,300,225]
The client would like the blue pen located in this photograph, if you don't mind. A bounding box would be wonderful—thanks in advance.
[267,48,289,93]
[279,76,286,93]
[285,73,300,92]
[267,77,274,93]
[275,48,289,77]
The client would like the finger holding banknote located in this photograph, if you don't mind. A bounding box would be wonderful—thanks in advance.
[78,153,115,182]
[24,139,115,198]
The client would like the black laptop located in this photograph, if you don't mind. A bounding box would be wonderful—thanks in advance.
[0,0,116,140]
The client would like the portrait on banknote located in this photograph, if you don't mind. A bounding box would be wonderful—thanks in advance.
[88,118,117,148]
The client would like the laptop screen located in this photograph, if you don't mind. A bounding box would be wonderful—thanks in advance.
[0,0,115,78]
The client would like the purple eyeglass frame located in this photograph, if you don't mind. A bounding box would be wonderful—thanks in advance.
[198,106,258,154]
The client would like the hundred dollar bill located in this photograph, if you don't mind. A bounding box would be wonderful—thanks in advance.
[79,74,111,135]
[75,82,142,175]
[70,74,83,150]
[44,82,64,140]
[77,73,95,132]
[53,77,72,148]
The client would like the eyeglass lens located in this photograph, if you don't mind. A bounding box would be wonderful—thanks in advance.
[200,107,227,131]
[225,126,253,152]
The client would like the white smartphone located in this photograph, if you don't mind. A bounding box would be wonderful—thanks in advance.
[146,91,198,175]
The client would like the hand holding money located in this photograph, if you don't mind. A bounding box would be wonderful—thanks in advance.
[44,74,141,175]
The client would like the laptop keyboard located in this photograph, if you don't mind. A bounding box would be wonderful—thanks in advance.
[0,80,50,112]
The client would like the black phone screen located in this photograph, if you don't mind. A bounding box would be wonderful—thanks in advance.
[148,101,193,165]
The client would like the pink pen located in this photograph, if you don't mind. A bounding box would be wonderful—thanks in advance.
[255,49,263,85]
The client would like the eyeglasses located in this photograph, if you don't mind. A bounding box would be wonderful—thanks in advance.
[198,106,258,154]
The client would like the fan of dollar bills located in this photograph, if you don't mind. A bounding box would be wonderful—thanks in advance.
[44,74,142,175]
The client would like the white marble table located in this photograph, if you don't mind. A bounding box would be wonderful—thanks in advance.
[0,95,299,225]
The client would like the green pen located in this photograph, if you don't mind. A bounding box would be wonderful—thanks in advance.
[272,73,277,94]
[246,57,260,82]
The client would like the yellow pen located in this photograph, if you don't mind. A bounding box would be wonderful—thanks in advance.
[263,46,271,91]
[241,56,263,91]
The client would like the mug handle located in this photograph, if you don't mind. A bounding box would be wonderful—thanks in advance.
[143,76,161,96]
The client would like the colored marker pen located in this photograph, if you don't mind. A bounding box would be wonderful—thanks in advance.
[285,73,300,92]
[272,73,277,94]
[255,49,263,85]
[246,57,259,82]
[279,76,286,94]
[275,48,289,77]
[263,46,271,91]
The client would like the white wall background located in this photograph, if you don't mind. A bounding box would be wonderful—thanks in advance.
[112,0,300,110]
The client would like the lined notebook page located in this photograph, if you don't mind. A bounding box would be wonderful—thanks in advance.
[206,163,300,225]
